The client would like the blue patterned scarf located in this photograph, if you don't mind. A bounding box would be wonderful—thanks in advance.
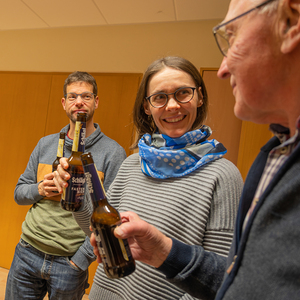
[138,126,227,179]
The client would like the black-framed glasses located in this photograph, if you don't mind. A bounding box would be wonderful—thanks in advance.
[65,92,96,102]
[146,87,197,108]
[213,0,276,57]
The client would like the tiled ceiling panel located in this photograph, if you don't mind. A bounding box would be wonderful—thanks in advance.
[93,0,176,24]
[175,0,230,21]
[0,0,229,31]
[0,0,48,30]
[23,0,107,27]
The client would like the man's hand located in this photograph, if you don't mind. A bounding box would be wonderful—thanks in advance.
[70,260,80,269]
[53,157,70,193]
[90,211,173,268]
[38,173,61,199]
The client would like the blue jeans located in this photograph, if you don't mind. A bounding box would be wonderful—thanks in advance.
[5,239,89,300]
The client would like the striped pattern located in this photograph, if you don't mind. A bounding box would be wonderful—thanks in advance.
[74,153,243,300]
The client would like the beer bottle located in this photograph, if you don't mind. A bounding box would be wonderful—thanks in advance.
[81,152,135,279]
[61,112,87,212]
[52,132,66,172]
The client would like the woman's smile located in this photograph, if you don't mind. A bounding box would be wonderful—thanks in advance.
[163,115,186,123]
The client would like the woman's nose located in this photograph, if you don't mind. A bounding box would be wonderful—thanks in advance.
[165,96,180,109]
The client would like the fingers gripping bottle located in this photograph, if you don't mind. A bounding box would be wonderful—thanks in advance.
[52,132,66,172]
[81,152,135,279]
[61,112,87,212]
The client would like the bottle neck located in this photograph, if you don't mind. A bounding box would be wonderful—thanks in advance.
[72,121,86,152]
[83,162,107,207]
[56,137,65,158]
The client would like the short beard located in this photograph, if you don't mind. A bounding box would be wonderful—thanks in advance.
[68,110,94,124]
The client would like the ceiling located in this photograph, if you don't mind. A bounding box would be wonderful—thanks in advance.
[0,0,230,31]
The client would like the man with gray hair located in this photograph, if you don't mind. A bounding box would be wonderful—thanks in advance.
[90,0,300,299]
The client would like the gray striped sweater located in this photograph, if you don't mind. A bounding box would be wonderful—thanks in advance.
[74,153,243,300]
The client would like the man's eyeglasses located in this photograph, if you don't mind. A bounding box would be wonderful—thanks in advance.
[65,92,96,102]
[213,0,276,57]
[145,87,197,108]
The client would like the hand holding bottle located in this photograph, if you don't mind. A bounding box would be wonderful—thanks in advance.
[90,211,173,269]
[38,173,61,199]
[53,157,70,193]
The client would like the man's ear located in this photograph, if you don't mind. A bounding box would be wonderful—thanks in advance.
[280,0,300,53]
[94,96,99,109]
[61,98,66,110]
[143,99,152,115]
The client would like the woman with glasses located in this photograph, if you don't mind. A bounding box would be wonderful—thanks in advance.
[56,56,243,300]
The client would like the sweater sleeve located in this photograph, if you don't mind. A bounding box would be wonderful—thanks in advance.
[102,144,127,192]
[70,236,96,271]
[158,238,226,300]
[69,191,96,269]
[72,193,94,237]
[14,140,44,205]
[203,159,243,256]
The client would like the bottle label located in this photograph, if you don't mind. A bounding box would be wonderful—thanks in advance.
[118,237,130,261]
[92,222,132,267]
[57,138,64,157]
[93,224,111,266]
[72,121,86,152]
[83,163,106,203]
[62,173,85,204]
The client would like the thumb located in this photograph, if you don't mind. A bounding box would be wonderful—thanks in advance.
[115,220,145,239]
[115,223,131,239]
[114,225,124,238]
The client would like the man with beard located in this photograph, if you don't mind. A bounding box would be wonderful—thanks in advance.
[6,71,126,300]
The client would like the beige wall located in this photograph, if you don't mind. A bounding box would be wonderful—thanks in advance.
[0,20,223,73]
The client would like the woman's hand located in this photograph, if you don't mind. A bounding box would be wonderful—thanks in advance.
[90,230,102,264]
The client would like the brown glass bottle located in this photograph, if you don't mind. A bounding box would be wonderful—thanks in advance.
[61,112,87,212]
[81,152,135,279]
[52,132,66,172]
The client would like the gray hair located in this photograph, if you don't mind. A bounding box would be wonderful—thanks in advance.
[252,0,279,15]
